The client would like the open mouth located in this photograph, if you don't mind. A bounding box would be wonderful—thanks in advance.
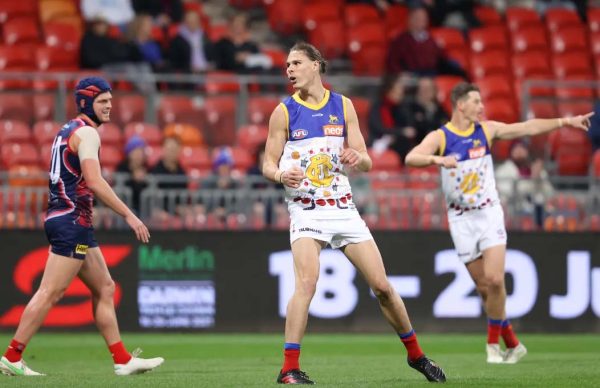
[289,76,297,84]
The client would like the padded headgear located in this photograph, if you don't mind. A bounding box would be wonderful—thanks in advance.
[74,77,112,125]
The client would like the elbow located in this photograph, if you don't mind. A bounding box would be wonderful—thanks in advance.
[85,177,103,193]
[404,153,415,167]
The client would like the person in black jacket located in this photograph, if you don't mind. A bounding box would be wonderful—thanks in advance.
[80,17,142,69]
[168,10,213,73]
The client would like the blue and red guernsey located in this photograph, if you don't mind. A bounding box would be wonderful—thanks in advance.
[45,118,94,226]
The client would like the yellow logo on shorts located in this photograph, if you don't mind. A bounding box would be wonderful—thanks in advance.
[75,244,89,255]
[305,153,334,188]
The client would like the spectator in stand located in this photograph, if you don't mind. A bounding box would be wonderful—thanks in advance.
[150,136,188,213]
[116,136,148,215]
[408,77,448,141]
[127,14,169,72]
[80,17,142,69]
[168,9,213,73]
[202,147,241,222]
[81,0,135,31]
[213,12,273,74]
[386,7,467,77]
[132,0,184,26]
[368,74,416,160]
[495,141,554,227]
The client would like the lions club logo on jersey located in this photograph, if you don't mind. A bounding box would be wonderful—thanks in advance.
[305,154,334,188]
[329,114,339,124]
[291,129,308,140]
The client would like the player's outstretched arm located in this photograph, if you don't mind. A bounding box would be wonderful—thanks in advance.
[75,127,150,243]
[340,96,372,172]
[263,104,304,188]
[405,130,457,168]
[485,112,594,140]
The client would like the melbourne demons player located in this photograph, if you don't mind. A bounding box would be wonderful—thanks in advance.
[406,82,592,364]
[263,42,446,384]
[0,77,164,376]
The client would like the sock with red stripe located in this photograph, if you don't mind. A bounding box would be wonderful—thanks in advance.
[282,343,301,373]
[501,319,520,348]
[108,341,132,365]
[3,339,26,362]
[398,329,424,362]
[487,319,502,344]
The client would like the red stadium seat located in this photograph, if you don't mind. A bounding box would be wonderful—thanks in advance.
[33,121,62,146]
[43,22,81,50]
[550,25,588,54]
[203,96,237,146]
[229,146,253,170]
[302,2,339,31]
[368,149,402,172]
[349,44,386,76]
[0,120,31,144]
[556,101,594,117]
[545,8,582,33]
[349,96,371,140]
[123,122,163,145]
[204,71,240,95]
[164,123,205,146]
[506,7,541,32]
[262,47,287,69]
[344,4,380,27]
[590,31,600,56]
[179,146,210,172]
[478,75,515,101]
[236,124,268,151]
[490,139,514,161]
[97,123,122,147]
[469,50,510,80]
[593,149,600,177]
[2,17,40,45]
[589,8,600,33]
[527,101,557,119]
[0,0,38,23]
[469,26,508,53]
[347,22,386,52]
[484,98,518,123]
[99,145,122,173]
[35,46,78,71]
[32,93,55,122]
[308,20,346,59]
[512,52,554,99]
[385,5,408,39]
[113,94,146,126]
[510,26,549,54]
[552,53,593,78]
[158,96,204,127]
[247,95,279,125]
[0,44,36,90]
[266,0,303,35]
[39,0,78,23]
[0,94,31,122]
[407,166,439,190]
[434,75,464,114]
[555,76,594,100]
[1,143,39,167]
[144,144,162,167]
[474,5,502,26]
[447,49,470,75]
[431,28,467,52]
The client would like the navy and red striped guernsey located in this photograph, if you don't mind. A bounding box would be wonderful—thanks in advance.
[45,118,95,227]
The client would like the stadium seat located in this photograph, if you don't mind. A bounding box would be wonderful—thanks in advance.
[302,2,339,31]
[349,96,371,140]
[39,0,78,23]
[7,165,46,187]
[484,98,519,123]
[308,20,346,59]
[0,0,38,23]
[349,44,386,76]
[474,5,502,25]
[344,4,380,27]
[552,52,593,78]
[247,95,279,126]
[266,0,303,35]
[261,47,287,69]
[204,71,240,95]
[589,7,600,33]
[368,149,402,172]
[99,145,122,173]
[97,123,122,147]
[593,149,600,177]
[144,144,162,167]
[547,128,592,174]
[431,28,467,52]
[32,93,55,122]
[0,45,36,89]
[33,121,61,146]
[545,8,582,33]
[123,122,163,145]
[556,153,591,176]
[158,96,204,127]
[434,75,464,114]
[114,94,146,126]
[236,124,268,151]
[446,49,470,75]
[490,139,514,161]
[510,26,549,54]
[0,94,31,122]
[44,21,81,50]
[527,100,557,119]
[506,7,541,32]
[556,101,594,117]
[590,31,600,56]
[40,143,53,170]
[406,166,439,190]
[385,5,408,39]
[1,143,39,168]
[555,75,594,100]
[0,120,32,144]
[35,46,78,71]
[179,146,211,172]
[347,22,386,52]
[229,146,253,171]
[512,52,554,99]
[550,25,588,54]
[2,17,40,45]
[469,26,508,53]
[164,123,205,146]
[203,96,237,146]
[477,75,515,101]
[469,50,510,80]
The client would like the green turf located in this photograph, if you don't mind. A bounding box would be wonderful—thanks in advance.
[0,333,598,387]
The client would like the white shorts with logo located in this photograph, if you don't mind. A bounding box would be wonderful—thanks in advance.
[289,208,373,249]
[448,205,507,264]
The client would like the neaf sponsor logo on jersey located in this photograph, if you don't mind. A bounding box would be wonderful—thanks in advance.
[291,129,308,140]
[468,146,485,159]
[323,125,344,137]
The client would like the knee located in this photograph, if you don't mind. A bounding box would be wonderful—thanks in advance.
[372,280,395,304]
[484,273,505,292]
[97,279,116,300]
[37,286,67,306]
[296,276,318,298]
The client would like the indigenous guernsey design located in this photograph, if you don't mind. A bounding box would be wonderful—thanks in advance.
[278,90,354,216]
[45,118,94,226]
[438,121,500,219]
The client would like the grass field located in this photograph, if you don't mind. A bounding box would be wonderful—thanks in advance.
[0,333,598,387]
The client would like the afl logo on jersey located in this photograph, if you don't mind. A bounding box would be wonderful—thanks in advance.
[291,129,308,140]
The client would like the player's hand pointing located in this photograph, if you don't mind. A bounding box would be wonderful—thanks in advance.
[566,112,594,131]
[125,213,150,243]
[282,166,305,188]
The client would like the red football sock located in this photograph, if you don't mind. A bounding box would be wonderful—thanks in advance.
[282,348,300,373]
[4,339,26,362]
[501,320,520,348]
[399,330,424,362]
[108,341,132,365]
[487,319,502,344]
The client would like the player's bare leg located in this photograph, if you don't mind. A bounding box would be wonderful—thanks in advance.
[78,247,163,375]
[342,240,446,382]
[1,254,83,376]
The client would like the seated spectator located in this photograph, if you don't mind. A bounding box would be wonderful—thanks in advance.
[80,17,142,69]
[202,147,242,222]
[81,0,135,30]
[213,13,272,73]
[132,0,183,26]
[496,141,554,227]
[116,135,148,215]
[386,7,466,77]
[127,14,168,72]
[168,10,213,73]
[368,74,416,160]
[150,136,188,213]
[408,77,448,139]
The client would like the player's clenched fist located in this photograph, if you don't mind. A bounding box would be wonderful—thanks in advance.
[432,155,458,169]
[339,148,362,168]
[281,166,305,188]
